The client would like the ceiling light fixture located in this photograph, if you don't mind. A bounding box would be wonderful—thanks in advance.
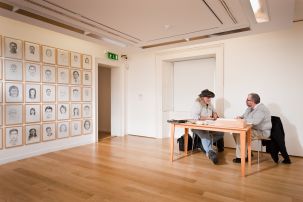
[249,0,270,23]
[102,37,127,48]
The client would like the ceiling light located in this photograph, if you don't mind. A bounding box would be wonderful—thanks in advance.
[102,37,127,48]
[249,0,270,23]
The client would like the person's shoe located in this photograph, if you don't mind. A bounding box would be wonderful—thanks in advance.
[208,150,218,165]
[232,157,248,163]
[282,158,291,164]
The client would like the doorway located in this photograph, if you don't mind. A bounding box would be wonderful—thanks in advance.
[98,65,111,140]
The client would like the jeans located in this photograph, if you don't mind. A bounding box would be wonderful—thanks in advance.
[191,129,224,153]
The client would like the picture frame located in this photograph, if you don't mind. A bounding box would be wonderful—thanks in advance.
[0,129,2,149]
[42,65,56,83]
[57,85,69,102]
[42,104,56,121]
[24,41,40,62]
[0,81,3,102]
[70,86,81,102]
[4,37,23,59]
[70,69,82,85]
[5,126,23,148]
[42,85,56,102]
[82,103,92,118]
[25,84,41,103]
[42,45,55,64]
[0,36,2,56]
[57,49,70,66]
[5,82,23,102]
[71,103,81,119]
[25,104,41,123]
[83,70,92,86]
[42,123,56,141]
[83,119,92,134]
[25,124,41,144]
[4,59,23,81]
[57,121,69,139]
[57,103,70,120]
[82,54,92,69]
[25,63,41,82]
[83,87,92,102]
[57,67,70,84]
[0,106,2,126]
[5,104,23,125]
[70,120,82,136]
[70,52,81,68]
[0,58,2,79]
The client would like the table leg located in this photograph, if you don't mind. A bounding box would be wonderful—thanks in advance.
[247,128,252,169]
[240,131,246,177]
[170,124,175,162]
[184,128,189,155]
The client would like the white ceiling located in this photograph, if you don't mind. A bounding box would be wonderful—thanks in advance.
[0,0,301,51]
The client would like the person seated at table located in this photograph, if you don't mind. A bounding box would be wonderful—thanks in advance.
[233,93,272,163]
[191,89,224,165]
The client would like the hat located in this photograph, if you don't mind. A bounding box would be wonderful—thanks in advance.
[199,89,215,98]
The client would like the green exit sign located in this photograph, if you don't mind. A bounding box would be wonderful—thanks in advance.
[107,52,119,60]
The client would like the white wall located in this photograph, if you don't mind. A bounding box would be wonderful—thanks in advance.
[127,22,303,156]
[0,16,107,164]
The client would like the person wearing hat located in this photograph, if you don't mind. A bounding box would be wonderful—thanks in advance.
[233,93,272,163]
[191,89,224,164]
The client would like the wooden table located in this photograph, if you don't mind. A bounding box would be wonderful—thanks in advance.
[170,122,252,177]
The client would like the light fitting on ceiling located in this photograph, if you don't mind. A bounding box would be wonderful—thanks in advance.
[102,37,127,48]
[249,0,270,23]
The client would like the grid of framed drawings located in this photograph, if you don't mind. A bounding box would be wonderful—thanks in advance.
[0,35,93,149]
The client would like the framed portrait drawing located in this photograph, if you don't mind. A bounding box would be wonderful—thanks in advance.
[70,69,81,85]
[70,86,81,101]
[82,103,92,118]
[57,122,69,139]
[26,104,41,123]
[25,125,41,144]
[24,41,40,62]
[83,119,92,134]
[42,104,56,122]
[4,37,23,59]
[42,65,56,83]
[57,67,70,84]
[25,84,41,103]
[42,85,56,102]
[83,70,92,86]
[57,85,69,102]
[0,106,2,126]
[0,81,2,102]
[25,63,41,82]
[0,36,2,56]
[42,46,55,64]
[83,87,92,102]
[42,123,56,141]
[5,126,23,148]
[0,129,2,149]
[57,49,70,66]
[5,104,23,125]
[57,103,70,120]
[5,82,23,102]
[71,121,82,136]
[0,58,2,79]
[4,59,23,81]
[82,55,92,69]
[70,52,81,68]
[71,103,81,119]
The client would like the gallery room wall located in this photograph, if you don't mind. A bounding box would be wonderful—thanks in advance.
[0,16,109,164]
[127,21,303,156]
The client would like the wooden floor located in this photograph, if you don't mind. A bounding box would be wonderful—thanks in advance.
[0,135,302,202]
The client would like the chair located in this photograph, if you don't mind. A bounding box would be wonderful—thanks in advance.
[255,136,271,165]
